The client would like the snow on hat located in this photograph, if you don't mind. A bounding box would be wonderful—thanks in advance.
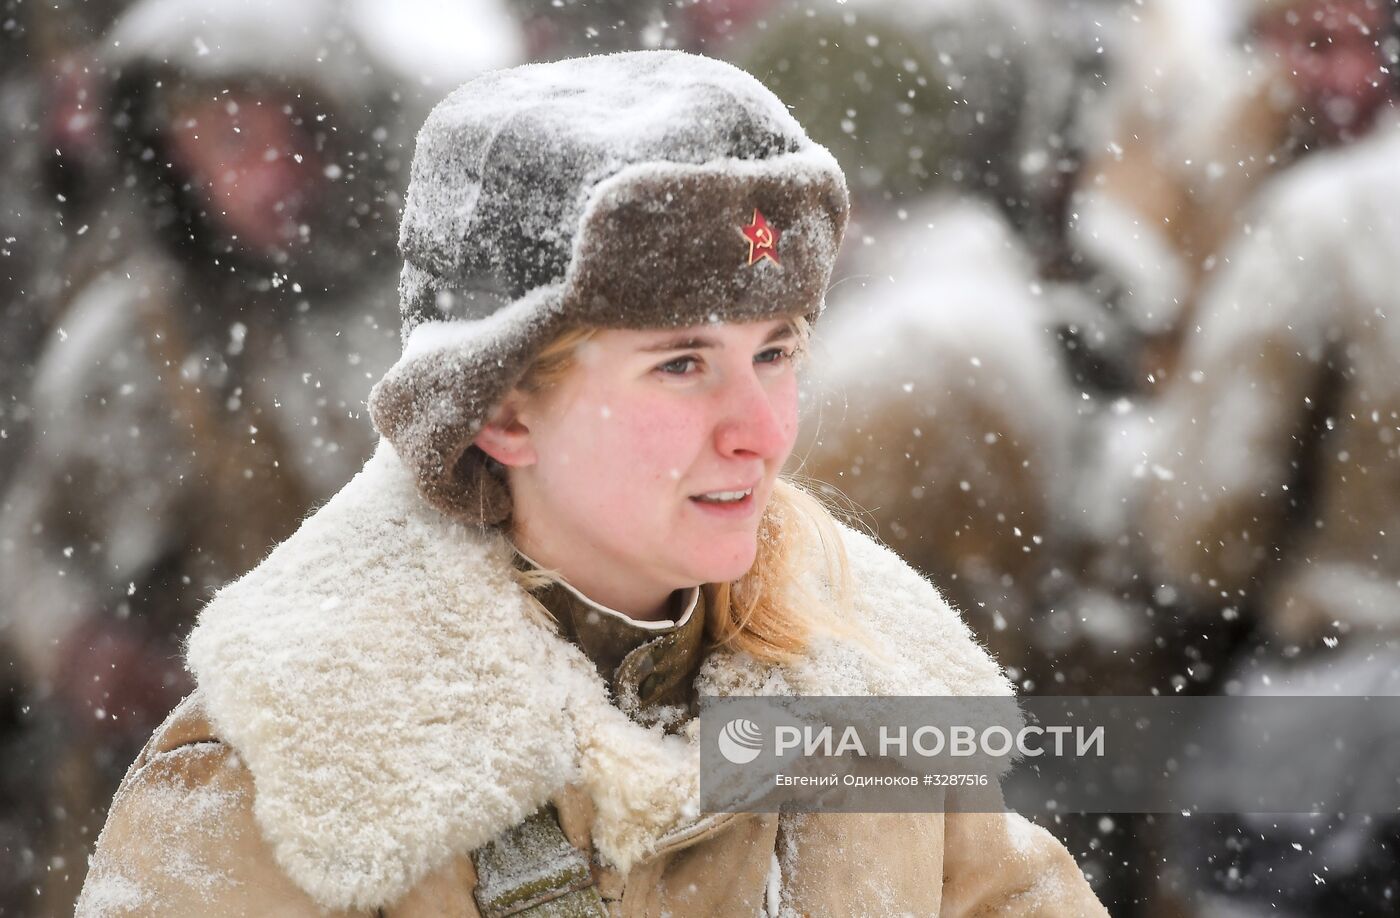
[369,50,850,526]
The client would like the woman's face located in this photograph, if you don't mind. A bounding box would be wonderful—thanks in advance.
[492,317,800,610]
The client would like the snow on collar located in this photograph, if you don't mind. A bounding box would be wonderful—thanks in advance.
[185,441,1011,911]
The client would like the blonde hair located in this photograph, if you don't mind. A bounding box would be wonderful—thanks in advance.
[510,320,854,664]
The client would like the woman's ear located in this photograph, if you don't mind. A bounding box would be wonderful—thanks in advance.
[472,394,538,468]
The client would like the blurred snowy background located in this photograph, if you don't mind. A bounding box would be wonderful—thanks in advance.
[3,0,1400,914]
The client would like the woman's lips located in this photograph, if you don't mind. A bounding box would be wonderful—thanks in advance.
[688,488,758,517]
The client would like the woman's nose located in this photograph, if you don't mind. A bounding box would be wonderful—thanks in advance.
[713,370,794,461]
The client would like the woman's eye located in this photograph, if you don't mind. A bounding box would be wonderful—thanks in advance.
[656,355,699,375]
[654,347,792,376]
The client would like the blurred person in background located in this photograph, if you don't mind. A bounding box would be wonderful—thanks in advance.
[1,0,134,907]
[1074,0,1397,390]
[1142,32,1400,673]
[0,0,522,909]
[1129,2,1400,914]
[1076,0,1398,692]
[1065,0,1399,696]
[1060,7,1400,912]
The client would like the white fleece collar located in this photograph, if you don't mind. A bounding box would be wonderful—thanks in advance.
[185,441,1011,911]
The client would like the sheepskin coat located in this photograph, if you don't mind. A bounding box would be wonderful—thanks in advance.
[76,442,1107,917]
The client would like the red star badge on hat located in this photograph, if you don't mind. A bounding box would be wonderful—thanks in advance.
[741,208,780,267]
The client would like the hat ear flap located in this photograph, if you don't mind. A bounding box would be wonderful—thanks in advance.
[368,365,512,527]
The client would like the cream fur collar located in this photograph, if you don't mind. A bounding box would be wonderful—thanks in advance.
[185,442,1011,911]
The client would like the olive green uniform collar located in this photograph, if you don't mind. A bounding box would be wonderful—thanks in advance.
[513,549,706,724]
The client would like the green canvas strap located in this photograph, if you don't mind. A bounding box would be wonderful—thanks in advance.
[471,805,609,918]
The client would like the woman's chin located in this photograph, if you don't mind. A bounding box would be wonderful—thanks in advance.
[682,540,759,586]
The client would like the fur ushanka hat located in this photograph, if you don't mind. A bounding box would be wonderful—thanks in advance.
[368,50,850,525]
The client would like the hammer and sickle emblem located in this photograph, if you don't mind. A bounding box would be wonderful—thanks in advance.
[741,208,780,267]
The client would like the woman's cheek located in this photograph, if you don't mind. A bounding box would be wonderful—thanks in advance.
[614,395,709,481]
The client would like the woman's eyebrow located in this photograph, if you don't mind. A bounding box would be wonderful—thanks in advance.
[639,324,795,353]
